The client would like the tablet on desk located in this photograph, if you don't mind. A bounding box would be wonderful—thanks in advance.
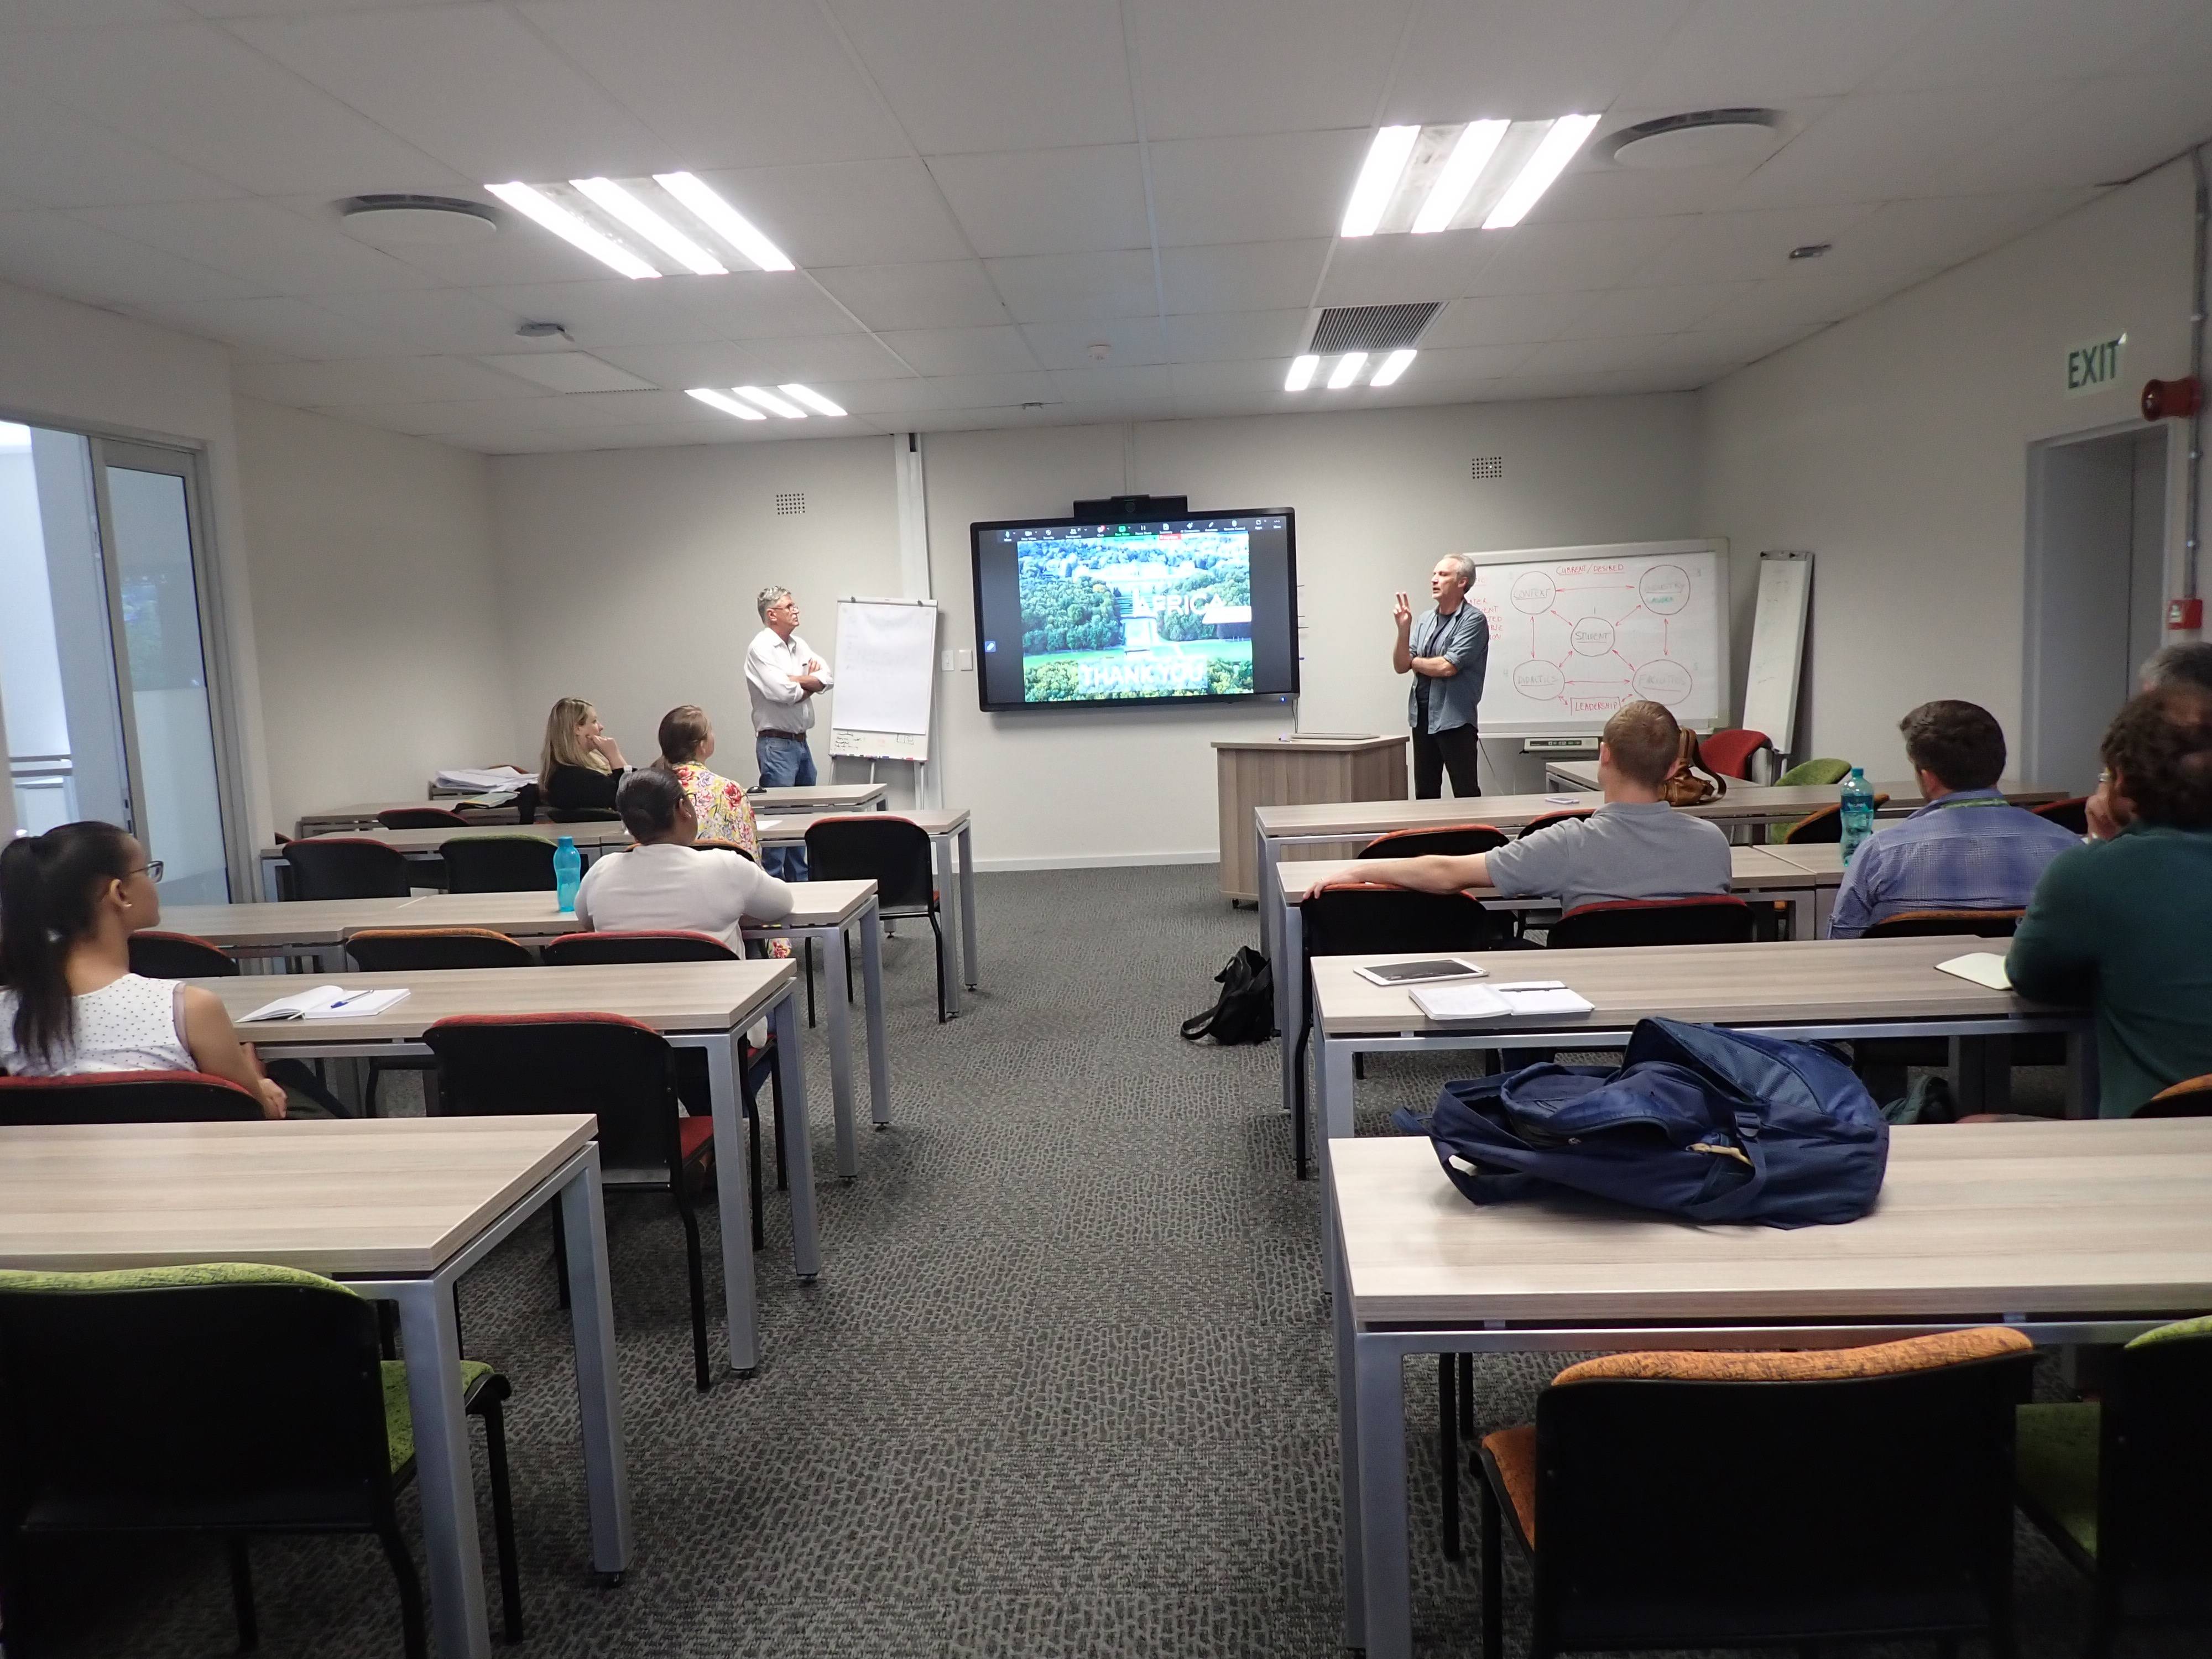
[1353,959,1487,987]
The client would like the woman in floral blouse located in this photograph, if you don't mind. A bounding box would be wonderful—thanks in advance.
[654,705,759,859]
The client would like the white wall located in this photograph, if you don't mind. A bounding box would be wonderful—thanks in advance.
[1700,157,2199,781]
[233,398,516,837]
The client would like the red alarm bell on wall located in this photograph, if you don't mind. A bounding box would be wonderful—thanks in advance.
[2142,376,2204,421]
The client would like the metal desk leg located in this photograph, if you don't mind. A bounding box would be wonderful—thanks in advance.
[1331,1164,1366,1650]
[391,1276,491,1659]
[261,856,283,902]
[2066,1030,2100,1118]
[557,1150,633,1567]
[1280,900,1305,1120]
[1319,1032,1358,1142]
[1813,883,1836,938]
[957,823,979,990]
[859,901,891,1128]
[703,1033,759,1374]
[1952,1035,2011,1115]
[933,833,965,1019]
[771,986,823,1279]
[1355,1332,1413,1659]
[821,922,858,1180]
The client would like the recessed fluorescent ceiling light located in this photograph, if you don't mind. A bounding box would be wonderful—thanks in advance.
[571,177,726,275]
[654,173,794,272]
[1369,349,1417,387]
[486,181,660,279]
[1284,354,1320,391]
[734,385,807,419]
[1326,352,1368,390]
[688,388,768,420]
[1339,114,1597,237]
[779,384,848,417]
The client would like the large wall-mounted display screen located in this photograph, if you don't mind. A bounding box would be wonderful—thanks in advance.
[971,509,1298,711]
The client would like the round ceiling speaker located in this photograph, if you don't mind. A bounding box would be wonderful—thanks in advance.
[338,195,499,246]
[1608,109,1782,170]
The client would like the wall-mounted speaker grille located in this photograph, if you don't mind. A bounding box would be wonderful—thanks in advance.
[1471,456,1504,480]
[774,492,806,515]
[1309,302,1441,354]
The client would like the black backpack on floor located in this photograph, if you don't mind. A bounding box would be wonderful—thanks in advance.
[1180,947,1276,1045]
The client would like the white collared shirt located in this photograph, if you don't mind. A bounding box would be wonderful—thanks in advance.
[745,627,834,734]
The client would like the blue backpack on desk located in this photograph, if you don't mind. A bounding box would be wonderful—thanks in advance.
[1392,1018,1888,1228]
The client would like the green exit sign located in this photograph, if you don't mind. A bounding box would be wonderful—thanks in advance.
[2065,331,2126,397]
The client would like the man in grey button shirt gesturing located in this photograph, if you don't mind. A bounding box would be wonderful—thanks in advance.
[1394,553,1490,797]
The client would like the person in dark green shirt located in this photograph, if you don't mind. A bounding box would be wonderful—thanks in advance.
[2010,686,2212,1117]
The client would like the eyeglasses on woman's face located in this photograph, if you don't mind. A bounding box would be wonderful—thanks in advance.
[129,860,164,884]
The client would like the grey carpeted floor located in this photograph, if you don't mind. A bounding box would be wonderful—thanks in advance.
[19,864,2196,1657]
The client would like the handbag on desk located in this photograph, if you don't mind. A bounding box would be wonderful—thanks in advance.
[1660,728,1725,807]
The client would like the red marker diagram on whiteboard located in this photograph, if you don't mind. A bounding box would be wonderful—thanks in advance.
[1465,550,1719,728]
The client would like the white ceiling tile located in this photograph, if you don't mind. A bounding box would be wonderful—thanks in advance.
[1462,217,1689,296]
[829,0,1136,152]
[928,145,1149,258]
[75,199,435,295]
[311,286,533,356]
[1169,356,1313,409]
[517,0,911,169]
[1557,283,1755,338]
[359,215,633,289]
[1019,315,1167,370]
[924,369,1056,408]
[1128,0,1415,142]
[1724,85,2062,209]
[1701,265,1940,333]
[0,93,242,208]
[1869,0,2203,90]
[0,210,262,304]
[234,356,548,404]
[1421,291,1597,347]
[735,332,916,381]
[2107,7,2212,76]
[1619,0,1949,106]
[1148,130,1370,247]
[1157,239,1329,314]
[0,0,196,23]
[983,250,1159,323]
[821,377,944,416]
[875,325,1039,376]
[670,272,867,340]
[1812,191,2098,281]
[702,159,975,268]
[288,401,458,439]
[451,388,703,427]
[810,260,1014,330]
[1047,363,1172,404]
[477,352,656,393]
[1162,309,1308,363]
[123,295,417,359]
[1381,343,1541,386]
[1632,205,1877,285]
[1314,232,1503,308]
[463,279,723,348]
[1517,333,1719,377]
[587,340,781,389]
[227,7,672,181]
[1528,152,1771,224]
[1928,79,2212,195]
[0,24,462,197]
[1387,0,1699,122]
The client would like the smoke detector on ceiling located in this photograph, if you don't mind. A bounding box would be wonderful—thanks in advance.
[337,195,499,246]
[1606,109,1782,170]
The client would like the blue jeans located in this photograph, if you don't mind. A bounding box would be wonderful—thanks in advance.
[755,731,815,880]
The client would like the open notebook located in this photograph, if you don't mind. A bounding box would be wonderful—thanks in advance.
[241,985,411,1023]
[1409,980,1597,1021]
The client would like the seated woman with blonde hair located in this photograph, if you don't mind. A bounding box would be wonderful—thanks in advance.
[655,704,761,862]
[540,696,629,816]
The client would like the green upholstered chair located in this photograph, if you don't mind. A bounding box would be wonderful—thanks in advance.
[0,1264,520,1656]
[2017,1314,2212,1653]
[1767,757,1855,843]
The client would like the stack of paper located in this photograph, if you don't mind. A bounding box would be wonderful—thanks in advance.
[241,985,411,1023]
[1936,952,2012,990]
[434,766,534,792]
[1410,980,1598,1021]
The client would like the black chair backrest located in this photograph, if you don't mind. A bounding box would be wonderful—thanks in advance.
[1518,810,1594,839]
[1299,883,1505,956]
[696,839,758,863]
[423,1015,681,1177]
[440,836,558,894]
[1863,909,2023,940]
[513,782,539,826]
[541,930,738,966]
[128,930,238,979]
[1358,824,1509,859]
[344,928,534,972]
[543,807,620,823]
[1532,1354,2033,1644]
[284,838,411,901]
[1548,896,1757,950]
[377,807,469,830]
[1781,794,1889,845]
[805,817,933,910]
[0,1274,393,1531]
[0,1072,263,1125]
[2103,1332,2212,1583]
[2034,796,2090,835]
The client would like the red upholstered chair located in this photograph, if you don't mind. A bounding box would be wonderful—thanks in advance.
[1358,824,1510,859]
[1781,792,1891,844]
[2138,1073,2212,1118]
[422,1013,721,1391]
[0,1071,262,1124]
[1547,895,1757,950]
[1863,909,2023,939]
[375,807,470,830]
[2034,796,2091,836]
[128,930,237,979]
[1698,728,1773,781]
[1517,810,1594,839]
[344,928,534,972]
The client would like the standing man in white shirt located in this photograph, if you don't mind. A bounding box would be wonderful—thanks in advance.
[746,585,834,879]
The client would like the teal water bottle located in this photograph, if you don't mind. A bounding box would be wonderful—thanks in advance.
[1838,767,1876,864]
[554,835,582,912]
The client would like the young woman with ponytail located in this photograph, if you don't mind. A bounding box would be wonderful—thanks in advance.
[0,821,288,1115]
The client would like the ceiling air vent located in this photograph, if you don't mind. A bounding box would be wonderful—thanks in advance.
[1606,109,1781,170]
[1310,302,1441,354]
[774,493,806,516]
[1472,456,1503,480]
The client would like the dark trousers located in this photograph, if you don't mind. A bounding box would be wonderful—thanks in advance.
[1411,723,1481,798]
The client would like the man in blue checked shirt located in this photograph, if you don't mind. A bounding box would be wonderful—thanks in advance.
[1393,554,1490,797]
[1829,700,2080,937]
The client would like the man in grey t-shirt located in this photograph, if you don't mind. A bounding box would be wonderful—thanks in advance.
[1359,700,1730,912]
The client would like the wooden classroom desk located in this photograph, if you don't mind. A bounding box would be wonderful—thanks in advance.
[1329,1122,2212,1658]
[296,801,519,836]
[393,881,893,1172]
[749,782,889,812]
[753,808,981,1015]
[1270,846,1833,1120]
[194,959,810,1376]
[0,1115,628,1659]
[159,898,415,971]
